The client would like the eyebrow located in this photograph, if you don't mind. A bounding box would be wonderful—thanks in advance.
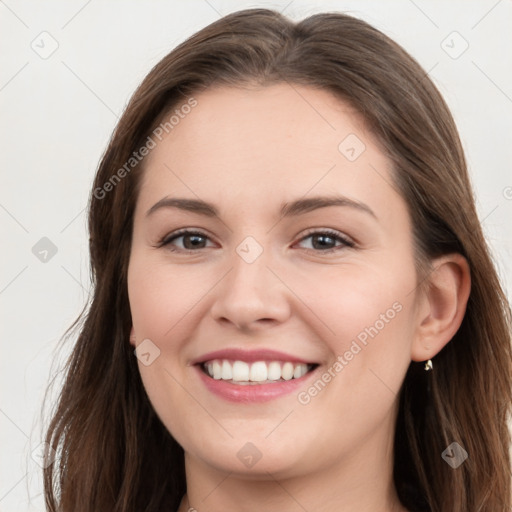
[145,195,377,220]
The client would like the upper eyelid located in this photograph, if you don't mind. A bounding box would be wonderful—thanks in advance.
[296,230,355,250]
[161,229,215,245]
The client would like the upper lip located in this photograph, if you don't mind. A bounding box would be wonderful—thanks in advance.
[191,348,317,365]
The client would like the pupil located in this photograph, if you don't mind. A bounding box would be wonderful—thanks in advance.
[184,235,205,249]
[313,234,334,250]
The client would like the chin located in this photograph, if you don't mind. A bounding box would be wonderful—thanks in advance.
[182,432,313,479]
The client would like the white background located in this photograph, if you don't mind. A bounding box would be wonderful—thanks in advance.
[1,0,511,510]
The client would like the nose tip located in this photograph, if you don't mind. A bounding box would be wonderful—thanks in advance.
[209,249,291,330]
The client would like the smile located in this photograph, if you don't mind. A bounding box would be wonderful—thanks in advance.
[202,359,316,384]
[192,348,320,402]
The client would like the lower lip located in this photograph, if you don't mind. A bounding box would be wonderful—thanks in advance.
[195,365,317,403]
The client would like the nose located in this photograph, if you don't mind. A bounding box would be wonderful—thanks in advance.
[209,246,291,331]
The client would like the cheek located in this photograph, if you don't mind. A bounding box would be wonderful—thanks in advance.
[127,257,201,438]
[127,256,208,340]
[293,260,416,341]
[290,259,417,401]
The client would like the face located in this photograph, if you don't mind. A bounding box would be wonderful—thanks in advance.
[128,84,422,480]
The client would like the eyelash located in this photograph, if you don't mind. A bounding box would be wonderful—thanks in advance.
[158,228,355,254]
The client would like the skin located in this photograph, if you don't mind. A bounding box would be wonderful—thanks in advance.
[127,83,470,512]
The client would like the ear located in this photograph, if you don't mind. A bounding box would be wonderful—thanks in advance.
[129,326,136,348]
[411,253,471,362]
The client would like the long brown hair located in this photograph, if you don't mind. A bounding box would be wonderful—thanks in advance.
[42,8,512,511]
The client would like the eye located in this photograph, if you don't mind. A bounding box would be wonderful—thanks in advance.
[157,228,354,254]
[159,229,215,252]
[296,229,354,253]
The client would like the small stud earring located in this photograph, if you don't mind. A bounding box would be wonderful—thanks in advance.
[424,359,433,371]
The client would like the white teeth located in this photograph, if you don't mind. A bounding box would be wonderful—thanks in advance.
[232,361,250,381]
[203,359,313,383]
[221,360,232,380]
[212,360,222,380]
[281,362,294,380]
[249,361,267,382]
[267,361,281,381]
[294,363,308,379]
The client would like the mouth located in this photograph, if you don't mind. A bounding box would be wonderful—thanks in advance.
[200,359,318,385]
[192,348,320,402]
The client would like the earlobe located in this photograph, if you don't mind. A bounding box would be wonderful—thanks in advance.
[411,253,471,362]
[129,326,136,347]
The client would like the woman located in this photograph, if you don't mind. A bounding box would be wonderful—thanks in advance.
[42,8,512,512]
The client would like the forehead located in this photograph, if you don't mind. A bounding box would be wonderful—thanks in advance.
[137,83,399,220]
[145,83,372,168]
